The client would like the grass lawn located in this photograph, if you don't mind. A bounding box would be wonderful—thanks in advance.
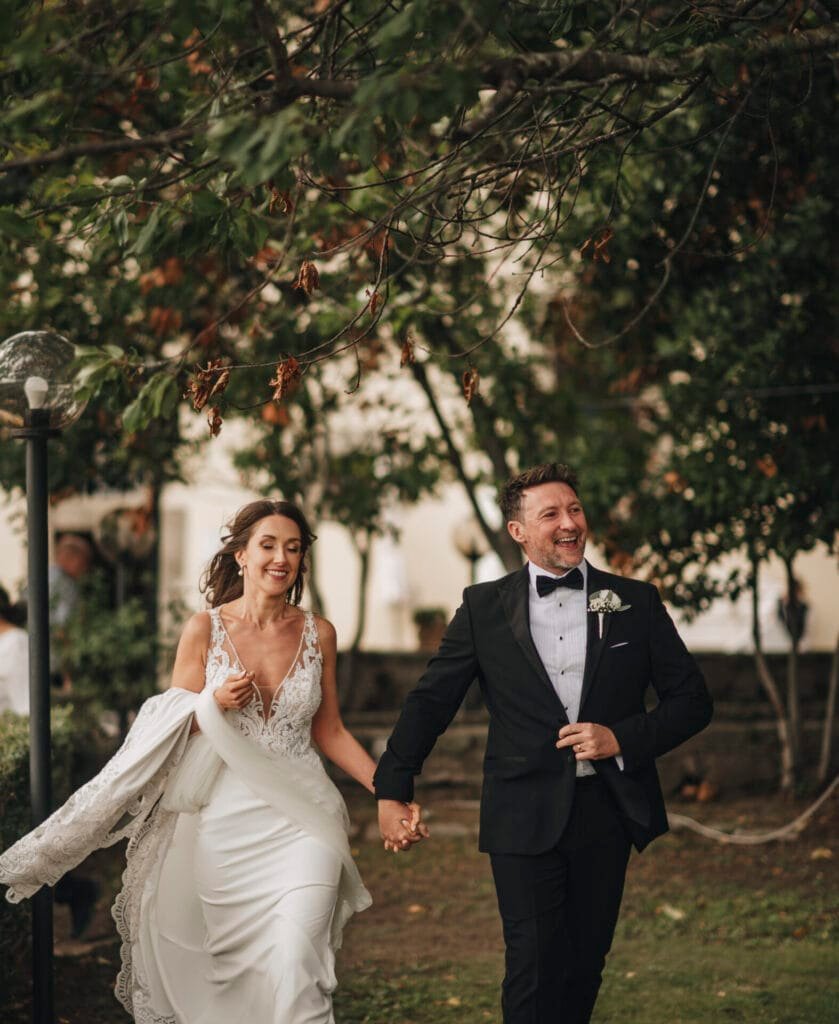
[3,790,836,1023]
[333,792,838,1024]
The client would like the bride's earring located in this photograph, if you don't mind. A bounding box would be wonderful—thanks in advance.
[237,564,244,577]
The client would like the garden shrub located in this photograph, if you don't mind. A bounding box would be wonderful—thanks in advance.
[0,707,80,994]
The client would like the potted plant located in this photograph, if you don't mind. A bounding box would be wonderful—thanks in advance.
[412,607,448,651]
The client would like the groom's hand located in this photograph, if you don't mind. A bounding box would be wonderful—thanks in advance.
[378,799,429,853]
[556,722,620,760]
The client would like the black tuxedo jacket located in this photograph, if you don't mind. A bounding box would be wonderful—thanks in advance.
[374,561,713,854]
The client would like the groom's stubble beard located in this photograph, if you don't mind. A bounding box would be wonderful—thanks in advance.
[525,530,587,574]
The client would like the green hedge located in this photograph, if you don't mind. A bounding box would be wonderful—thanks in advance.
[0,707,80,995]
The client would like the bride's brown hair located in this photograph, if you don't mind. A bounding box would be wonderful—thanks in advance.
[201,500,316,608]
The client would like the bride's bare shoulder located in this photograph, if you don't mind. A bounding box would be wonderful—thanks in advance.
[312,613,337,650]
[178,611,213,648]
[171,612,214,690]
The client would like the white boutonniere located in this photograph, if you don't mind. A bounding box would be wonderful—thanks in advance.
[587,589,631,639]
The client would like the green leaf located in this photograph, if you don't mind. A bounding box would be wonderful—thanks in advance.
[128,207,162,257]
[709,47,738,89]
[0,208,36,241]
[112,209,129,246]
[191,191,227,219]
[372,6,416,49]
[63,184,106,204]
[122,372,178,433]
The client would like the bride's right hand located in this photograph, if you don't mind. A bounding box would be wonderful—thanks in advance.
[213,670,256,711]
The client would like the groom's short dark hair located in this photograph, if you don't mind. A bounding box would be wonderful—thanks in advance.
[499,463,579,523]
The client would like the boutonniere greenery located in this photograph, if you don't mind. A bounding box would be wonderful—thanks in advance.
[587,589,631,639]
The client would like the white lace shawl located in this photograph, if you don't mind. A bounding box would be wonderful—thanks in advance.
[0,688,196,903]
[0,685,371,1023]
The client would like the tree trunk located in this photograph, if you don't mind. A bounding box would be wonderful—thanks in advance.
[350,531,372,652]
[750,556,795,793]
[783,557,802,765]
[411,359,521,571]
[817,632,839,785]
[306,542,325,616]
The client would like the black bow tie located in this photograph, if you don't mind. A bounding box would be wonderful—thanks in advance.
[535,568,584,597]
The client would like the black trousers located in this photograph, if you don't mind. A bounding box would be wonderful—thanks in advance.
[490,775,632,1024]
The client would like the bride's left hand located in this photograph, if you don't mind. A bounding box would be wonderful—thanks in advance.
[381,801,429,853]
[407,802,430,840]
[379,799,429,853]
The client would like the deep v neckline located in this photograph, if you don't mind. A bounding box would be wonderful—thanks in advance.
[216,609,308,722]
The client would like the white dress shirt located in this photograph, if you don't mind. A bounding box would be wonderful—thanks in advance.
[528,561,623,776]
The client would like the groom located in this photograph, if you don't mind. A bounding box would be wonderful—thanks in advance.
[375,463,713,1023]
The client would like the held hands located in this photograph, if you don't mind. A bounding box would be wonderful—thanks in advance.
[378,800,430,853]
[214,669,256,711]
[556,722,620,761]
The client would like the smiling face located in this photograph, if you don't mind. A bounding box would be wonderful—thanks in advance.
[506,481,588,573]
[236,514,303,600]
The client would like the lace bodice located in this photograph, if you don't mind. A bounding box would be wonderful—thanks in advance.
[205,608,323,768]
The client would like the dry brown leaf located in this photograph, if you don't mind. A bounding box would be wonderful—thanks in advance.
[462,367,480,404]
[293,259,320,295]
[261,403,291,427]
[162,257,184,285]
[756,455,778,478]
[269,356,302,402]
[207,406,223,437]
[139,267,166,294]
[400,336,415,367]
[367,289,382,316]
[268,187,293,215]
[364,228,390,260]
[580,227,614,263]
[184,358,228,411]
[148,306,182,338]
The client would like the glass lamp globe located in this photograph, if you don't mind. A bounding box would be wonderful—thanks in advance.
[0,330,87,429]
[452,517,490,561]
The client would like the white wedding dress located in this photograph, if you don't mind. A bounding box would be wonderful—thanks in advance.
[0,608,371,1024]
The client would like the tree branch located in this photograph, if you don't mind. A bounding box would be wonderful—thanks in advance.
[252,0,292,85]
[0,126,196,174]
[481,24,839,88]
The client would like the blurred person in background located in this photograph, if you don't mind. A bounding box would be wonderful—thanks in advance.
[0,584,28,715]
[48,532,93,690]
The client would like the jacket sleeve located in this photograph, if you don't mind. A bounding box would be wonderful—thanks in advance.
[609,586,713,772]
[374,596,479,802]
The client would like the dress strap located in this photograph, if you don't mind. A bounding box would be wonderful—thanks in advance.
[207,608,227,656]
[303,610,320,656]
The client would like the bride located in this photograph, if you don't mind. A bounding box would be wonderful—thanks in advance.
[0,499,425,1023]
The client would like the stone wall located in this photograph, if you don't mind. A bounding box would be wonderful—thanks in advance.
[336,650,837,795]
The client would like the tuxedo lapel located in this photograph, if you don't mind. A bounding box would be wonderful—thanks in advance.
[580,563,611,712]
[499,566,566,714]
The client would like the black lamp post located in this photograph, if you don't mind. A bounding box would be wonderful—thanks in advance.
[452,517,490,586]
[0,330,87,1024]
